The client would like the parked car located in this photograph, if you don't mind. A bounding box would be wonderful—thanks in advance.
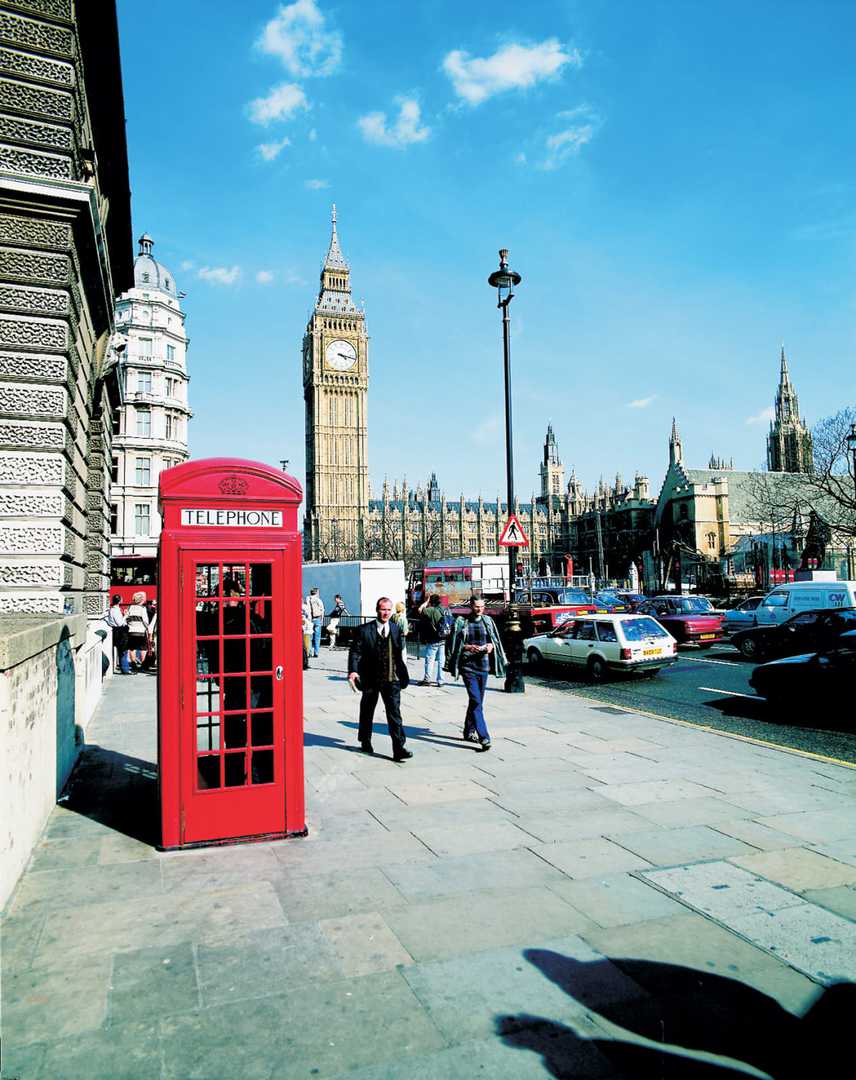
[636,596,725,647]
[524,613,678,682]
[722,596,766,634]
[593,591,629,613]
[615,591,648,611]
[730,607,856,661]
[749,630,856,707]
[754,580,856,626]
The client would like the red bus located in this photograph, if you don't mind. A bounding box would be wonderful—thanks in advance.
[110,554,158,606]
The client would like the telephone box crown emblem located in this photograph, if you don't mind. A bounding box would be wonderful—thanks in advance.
[218,476,248,495]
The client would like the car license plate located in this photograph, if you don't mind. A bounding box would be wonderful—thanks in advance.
[642,648,662,657]
[699,633,716,640]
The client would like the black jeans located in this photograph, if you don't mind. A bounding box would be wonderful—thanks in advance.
[359,681,406,751]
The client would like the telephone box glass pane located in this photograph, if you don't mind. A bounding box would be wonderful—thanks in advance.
[250,563,272,596]
[251,602,272,633]
[249,637,272,671]
[252,749,274,785]
[251,712,273,746]
[250,675,273,710]
[223,638,246,673]
[224,752,246,787]
[196,638,219,676]
[196,679,220,713]
[222,676,247,711]
[224,714,247,748]
[197,565,220,597]
[223,565,246,596]
[196,602,219,638]
[222,602,247,635]
[198,755,220,789]
[197,718,220,751]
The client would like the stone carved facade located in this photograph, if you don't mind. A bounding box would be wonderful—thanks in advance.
[0,0,133,615]
[111,234,192,560]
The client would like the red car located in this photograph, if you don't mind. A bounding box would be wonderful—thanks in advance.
[637,596,725,647]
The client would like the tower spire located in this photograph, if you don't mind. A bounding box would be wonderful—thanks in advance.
[669,417,683,466]
[324,203,349,271]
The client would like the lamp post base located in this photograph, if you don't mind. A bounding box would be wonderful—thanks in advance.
[503,603,526,693]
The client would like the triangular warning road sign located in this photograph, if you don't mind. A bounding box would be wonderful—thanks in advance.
[498,513,529,548]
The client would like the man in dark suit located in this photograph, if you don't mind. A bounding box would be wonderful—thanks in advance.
[348,597,412,761]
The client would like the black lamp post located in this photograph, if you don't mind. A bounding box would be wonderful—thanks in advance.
[488,249,525,693]
[848,423,856,502]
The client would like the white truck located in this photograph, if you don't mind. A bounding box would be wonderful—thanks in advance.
[301,560,407,619]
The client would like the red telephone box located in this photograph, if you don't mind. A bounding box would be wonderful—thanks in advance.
[158,458,305,849]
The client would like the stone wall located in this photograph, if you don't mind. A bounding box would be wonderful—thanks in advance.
[0,0,131,617]
[0,610,109,908]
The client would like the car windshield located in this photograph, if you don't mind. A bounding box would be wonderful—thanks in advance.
[559,590,592,605]
[673,598,713,614]
[597,592,620,603]
[765,591,788,606]
[622,618,670,641]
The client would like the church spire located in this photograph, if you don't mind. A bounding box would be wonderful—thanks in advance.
[768,345,812,473]
[324,204,349,271]
[669,417,683,466]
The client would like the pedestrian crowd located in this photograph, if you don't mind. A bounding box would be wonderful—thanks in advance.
[105,591,157,675]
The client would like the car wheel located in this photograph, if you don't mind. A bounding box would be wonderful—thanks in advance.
[738,637,760,660]
[588,655,608,683]
[527,647,543,672]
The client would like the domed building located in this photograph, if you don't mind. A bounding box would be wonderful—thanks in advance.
[110,234,192,559]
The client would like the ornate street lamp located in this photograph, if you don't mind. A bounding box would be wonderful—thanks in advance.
[488,249,525,693]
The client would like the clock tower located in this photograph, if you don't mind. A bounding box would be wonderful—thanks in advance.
[303,206,370,560]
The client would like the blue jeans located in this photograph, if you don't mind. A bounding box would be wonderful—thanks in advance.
[423,641,445,683]
[462,669,490,740]
[311,617,322,656]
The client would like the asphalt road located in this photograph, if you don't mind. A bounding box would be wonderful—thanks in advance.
[527,645,856,765]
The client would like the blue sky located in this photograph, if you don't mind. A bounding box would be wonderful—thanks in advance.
[117,0,855,500]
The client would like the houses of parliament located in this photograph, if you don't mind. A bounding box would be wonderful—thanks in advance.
[303,209,813,574]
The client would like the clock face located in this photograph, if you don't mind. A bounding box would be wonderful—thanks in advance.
[325,339,357,371]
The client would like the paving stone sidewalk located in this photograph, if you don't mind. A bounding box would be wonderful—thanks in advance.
[3,651,856,1079]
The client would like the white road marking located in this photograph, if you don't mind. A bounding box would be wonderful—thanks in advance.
[680,655,740,666]
[698,686,760,701]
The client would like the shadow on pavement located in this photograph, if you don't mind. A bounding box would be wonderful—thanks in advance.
[498,948,855,1079]
[62,744,159,846]
[337,719,482,753]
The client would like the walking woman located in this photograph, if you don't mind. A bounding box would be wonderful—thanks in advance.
[125,590,151,672]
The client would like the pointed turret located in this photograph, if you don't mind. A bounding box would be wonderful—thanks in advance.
[316,204,358,314]
[324,204,349,271]
[767,346,812,472]
[669,417,683,466]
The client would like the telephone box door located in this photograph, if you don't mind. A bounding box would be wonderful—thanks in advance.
[182,550,286,845]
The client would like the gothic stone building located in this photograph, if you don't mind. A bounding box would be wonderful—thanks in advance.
[0,0,133,615]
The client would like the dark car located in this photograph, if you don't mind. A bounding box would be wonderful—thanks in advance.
[749,630,856,706]
[615,591,647,612]
[593,591,629,613]
[637,595,725,647]
[730,607,856,661]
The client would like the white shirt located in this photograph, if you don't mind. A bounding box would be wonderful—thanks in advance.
[376,621,389,638]
[105,604,126,628]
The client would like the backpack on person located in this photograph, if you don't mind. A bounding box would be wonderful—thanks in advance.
[436,608,454,640]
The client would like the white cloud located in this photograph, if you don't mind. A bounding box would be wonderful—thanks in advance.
[443,39,579,106]
[257,0,342,78]
[304,178,329,189]
[198,265,241,286]
[257,136,291,161]
[180,259,195,271]
[627,395,656,409]
[256,270,274,284]
[308,127,318,141]
[746,406,775,425]
[358,98,430,148]
[282,268,307,287]
[248,82,308,125]
[541,119,596,170]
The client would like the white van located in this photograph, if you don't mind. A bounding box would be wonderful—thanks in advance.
[755,581,856,625]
